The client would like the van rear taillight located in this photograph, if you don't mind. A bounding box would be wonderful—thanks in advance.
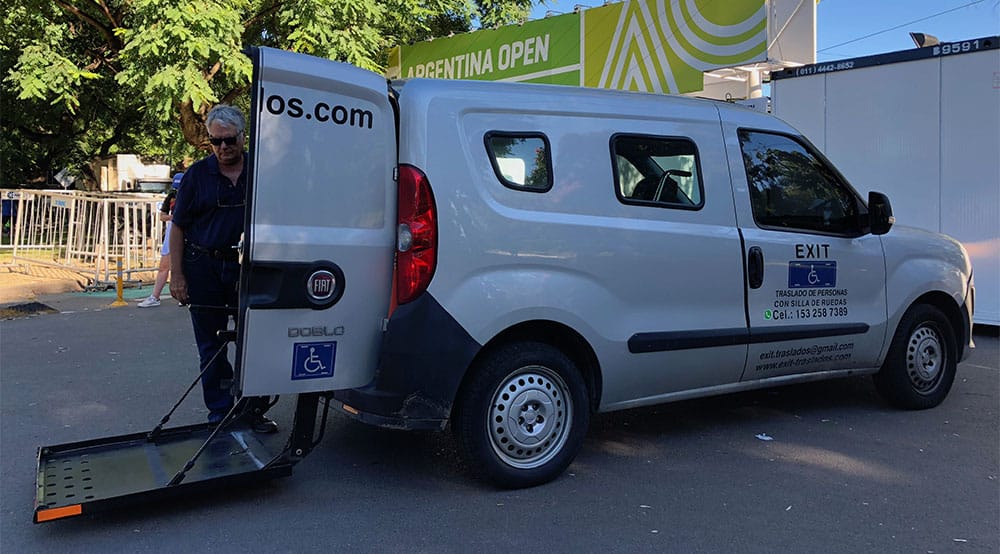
[396,164,437,305]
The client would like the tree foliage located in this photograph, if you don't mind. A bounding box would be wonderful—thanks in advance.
[2,0,539,187]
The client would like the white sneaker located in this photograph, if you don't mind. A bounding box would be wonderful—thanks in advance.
[137,295,161,308]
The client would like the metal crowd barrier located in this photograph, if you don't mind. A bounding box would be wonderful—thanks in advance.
[2,189,166,287]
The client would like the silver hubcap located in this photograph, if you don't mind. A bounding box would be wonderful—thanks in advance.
[489,366,572,469]
[907,325,944,394]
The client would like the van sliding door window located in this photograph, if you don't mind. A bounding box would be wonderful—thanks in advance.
[485,133,552,192]
[611,134,703,209]
[737,130,862,236]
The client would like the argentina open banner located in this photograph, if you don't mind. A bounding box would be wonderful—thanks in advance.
[387,0,767,94]
[387,15,583,86]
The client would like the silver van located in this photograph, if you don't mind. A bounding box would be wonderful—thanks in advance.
[236,47,974,488]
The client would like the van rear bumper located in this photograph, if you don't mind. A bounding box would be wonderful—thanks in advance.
[330,294,481,431]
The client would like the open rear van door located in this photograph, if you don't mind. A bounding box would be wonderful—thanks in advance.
[238,47,397,396]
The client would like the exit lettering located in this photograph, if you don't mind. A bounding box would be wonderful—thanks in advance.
[795,243,830,259]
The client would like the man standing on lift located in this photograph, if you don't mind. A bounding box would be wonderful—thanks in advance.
[169,104,277,433]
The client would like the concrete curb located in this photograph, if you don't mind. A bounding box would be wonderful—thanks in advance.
[0,267,85,305]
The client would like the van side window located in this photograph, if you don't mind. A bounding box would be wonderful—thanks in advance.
[485,133,552,192]
[611,134,703,209]
[738,130,861,235]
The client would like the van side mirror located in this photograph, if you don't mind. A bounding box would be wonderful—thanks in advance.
[868,191,894,235]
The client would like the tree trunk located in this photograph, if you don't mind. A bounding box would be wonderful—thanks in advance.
[178,100,212,151]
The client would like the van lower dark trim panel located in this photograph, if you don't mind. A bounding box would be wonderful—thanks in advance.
[628,323,870,353]
[331,293,481,429]
[629,328,749,353]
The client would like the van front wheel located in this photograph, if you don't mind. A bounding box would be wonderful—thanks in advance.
[453,342,589,488]
[874,304,957,409]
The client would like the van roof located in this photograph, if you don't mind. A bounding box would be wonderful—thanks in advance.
[390,77,776,125]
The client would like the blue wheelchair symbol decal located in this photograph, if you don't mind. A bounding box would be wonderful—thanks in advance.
[291,342,336,380]
[788,261,837,288]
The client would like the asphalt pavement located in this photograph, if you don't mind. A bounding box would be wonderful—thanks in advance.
[1,290,998,552]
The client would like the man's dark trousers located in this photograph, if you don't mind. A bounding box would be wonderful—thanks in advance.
[183,247,239,420]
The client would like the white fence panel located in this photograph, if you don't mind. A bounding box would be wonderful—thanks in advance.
[2,189,167,286]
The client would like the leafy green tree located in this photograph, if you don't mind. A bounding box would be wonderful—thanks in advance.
[2,0,539,187]
[526,143,548,187]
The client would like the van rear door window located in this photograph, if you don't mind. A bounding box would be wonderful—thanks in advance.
[611,134,703,209]
[485,133,552,192]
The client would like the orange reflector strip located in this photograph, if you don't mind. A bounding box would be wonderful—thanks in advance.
[342,403,359,415]
[36,504,82,522]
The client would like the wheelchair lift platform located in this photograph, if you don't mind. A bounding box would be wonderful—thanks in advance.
[34,394,323,523]
[34,421,290,523]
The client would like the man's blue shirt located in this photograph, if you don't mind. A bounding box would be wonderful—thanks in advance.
[172,153,247,250]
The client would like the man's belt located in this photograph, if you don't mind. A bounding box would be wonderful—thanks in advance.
[185,241,239,262]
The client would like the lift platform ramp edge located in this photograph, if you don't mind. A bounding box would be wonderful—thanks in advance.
[34,393,325,524]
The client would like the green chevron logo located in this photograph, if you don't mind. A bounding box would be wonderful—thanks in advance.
[585,0,766,93]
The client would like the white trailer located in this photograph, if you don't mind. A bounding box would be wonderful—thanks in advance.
[91,154,171,192]
[771,36,1000,326]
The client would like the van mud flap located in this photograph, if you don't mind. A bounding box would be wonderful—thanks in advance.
[34,394,325,523]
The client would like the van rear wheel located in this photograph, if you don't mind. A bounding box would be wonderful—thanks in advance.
[453,342,589,488]
[873,304,957,409]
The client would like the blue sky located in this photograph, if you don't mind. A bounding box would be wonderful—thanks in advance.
[529,0,1000,61]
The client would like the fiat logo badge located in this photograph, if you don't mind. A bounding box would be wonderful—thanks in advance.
[307,270,336,301]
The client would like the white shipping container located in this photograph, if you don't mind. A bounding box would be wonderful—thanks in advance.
[772,38,1000,325]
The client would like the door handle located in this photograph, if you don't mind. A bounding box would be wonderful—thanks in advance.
[747,246,764,289]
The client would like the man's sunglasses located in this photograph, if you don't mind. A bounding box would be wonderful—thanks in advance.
[208,132,242,146]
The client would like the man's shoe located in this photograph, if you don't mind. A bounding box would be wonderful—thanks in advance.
[137,295,161,308]
[248,414,279,434]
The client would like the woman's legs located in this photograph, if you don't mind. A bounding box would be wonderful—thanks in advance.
[150,255,171,299]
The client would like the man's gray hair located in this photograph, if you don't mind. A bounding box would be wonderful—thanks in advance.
[205,104,246,134]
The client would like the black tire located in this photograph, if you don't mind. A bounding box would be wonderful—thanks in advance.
[452,342,590,488]
[873,304,957,409]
